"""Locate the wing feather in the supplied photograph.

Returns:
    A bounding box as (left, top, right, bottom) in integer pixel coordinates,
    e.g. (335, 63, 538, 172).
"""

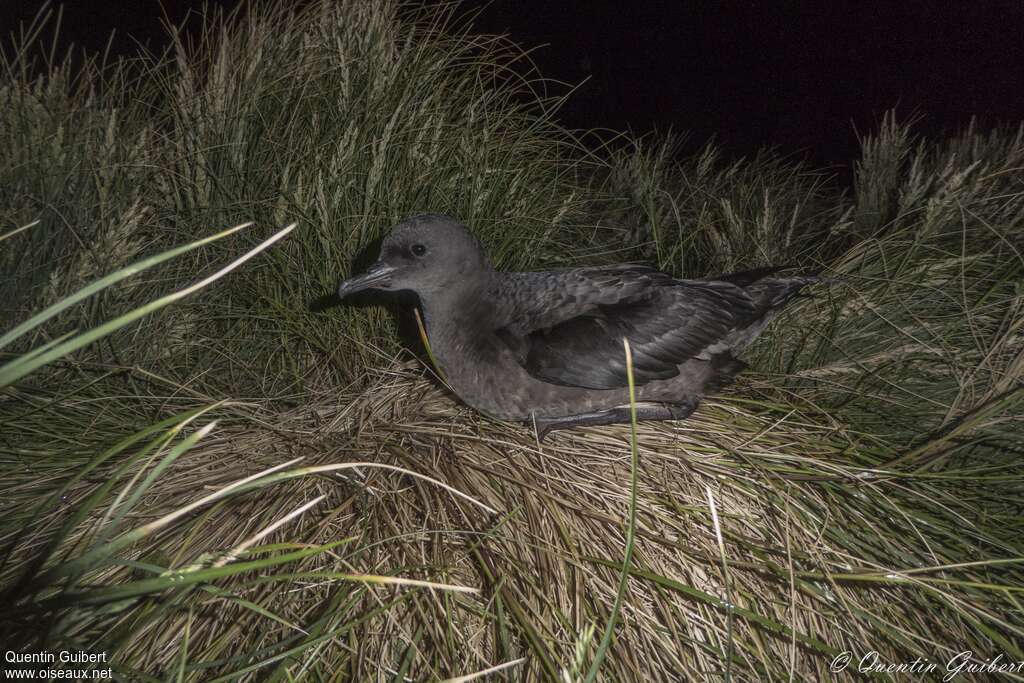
(495, 267, 757, 390)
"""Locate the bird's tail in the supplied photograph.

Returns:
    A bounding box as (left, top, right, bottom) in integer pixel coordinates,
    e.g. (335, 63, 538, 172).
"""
(746, 274, 830, 310)
(718, 265, 843, 305)
(728, 271, 842, 350)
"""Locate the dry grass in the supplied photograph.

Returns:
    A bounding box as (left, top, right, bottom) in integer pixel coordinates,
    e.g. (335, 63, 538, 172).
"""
(4, 350, 1021, 680)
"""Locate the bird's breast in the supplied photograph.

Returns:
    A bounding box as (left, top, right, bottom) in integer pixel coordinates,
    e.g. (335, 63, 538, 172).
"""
(427, 327, 538, 419)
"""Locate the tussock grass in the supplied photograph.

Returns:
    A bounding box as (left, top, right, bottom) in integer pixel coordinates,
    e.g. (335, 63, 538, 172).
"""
(594, 134, 848, 275)
(2, 1, 1022, 681)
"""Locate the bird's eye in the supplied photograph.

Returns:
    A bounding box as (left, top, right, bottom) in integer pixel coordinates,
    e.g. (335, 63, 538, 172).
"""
(411, 244, 427, 257)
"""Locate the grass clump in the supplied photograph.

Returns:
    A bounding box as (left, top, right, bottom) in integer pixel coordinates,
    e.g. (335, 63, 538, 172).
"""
(2, 1, 1022, 681)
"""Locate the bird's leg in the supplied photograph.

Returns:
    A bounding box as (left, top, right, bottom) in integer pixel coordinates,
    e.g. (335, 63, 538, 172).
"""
(532, 401, 697, 441)
(531, 408, 632, 441)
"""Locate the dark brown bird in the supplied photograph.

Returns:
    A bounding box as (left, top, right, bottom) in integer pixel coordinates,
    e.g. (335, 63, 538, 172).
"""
(337, 214, 823, 438)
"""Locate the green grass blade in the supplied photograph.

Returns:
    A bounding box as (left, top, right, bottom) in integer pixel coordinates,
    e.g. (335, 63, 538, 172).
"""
(2, 404, 218, 597)
(583, 338, 640, 683)
(0, 223, 251, 351)
(0, 223, 294, 386)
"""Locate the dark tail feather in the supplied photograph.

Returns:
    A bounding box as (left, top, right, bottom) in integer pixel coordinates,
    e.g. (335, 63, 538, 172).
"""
(746, 274, 843, 310)
(725, 274, 842, 351)
(698, 269, 845, 354)
(716, 265, 794, 287)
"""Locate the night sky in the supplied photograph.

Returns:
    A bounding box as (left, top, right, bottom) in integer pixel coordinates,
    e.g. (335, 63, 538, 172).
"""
(2, 0, 1023, 171)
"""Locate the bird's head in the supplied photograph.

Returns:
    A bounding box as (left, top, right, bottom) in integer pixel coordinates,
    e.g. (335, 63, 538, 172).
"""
(336, 214, 492, 299)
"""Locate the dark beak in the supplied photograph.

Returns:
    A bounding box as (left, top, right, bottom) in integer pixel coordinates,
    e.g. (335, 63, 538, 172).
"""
(336, 262, 396, 299)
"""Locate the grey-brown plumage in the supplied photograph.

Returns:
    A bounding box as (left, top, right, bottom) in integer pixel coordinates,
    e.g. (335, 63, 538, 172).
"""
(337, 214, 823, 438)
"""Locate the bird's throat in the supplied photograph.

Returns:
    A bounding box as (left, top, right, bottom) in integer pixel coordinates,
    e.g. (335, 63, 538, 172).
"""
(417, 284, 500, 375)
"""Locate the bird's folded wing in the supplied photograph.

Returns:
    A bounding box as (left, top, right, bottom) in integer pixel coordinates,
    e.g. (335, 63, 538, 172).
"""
(496, 267, 756, 390)
(496, 265, 669, 334)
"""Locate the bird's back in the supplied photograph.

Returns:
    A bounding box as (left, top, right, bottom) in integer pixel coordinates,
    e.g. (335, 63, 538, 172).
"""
(490, 265, 819, 391)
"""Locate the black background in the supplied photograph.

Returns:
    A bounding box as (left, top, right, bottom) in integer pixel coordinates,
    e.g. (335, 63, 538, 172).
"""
(2, 0, 1023, 172)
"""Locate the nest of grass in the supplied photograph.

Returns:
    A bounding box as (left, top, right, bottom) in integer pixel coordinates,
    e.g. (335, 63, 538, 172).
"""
(4, 348, 1020, 680)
